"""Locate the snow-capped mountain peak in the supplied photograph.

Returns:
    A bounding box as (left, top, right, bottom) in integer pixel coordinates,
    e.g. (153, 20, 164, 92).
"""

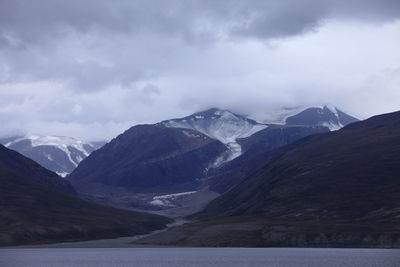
(163, 108, 267, 166)
(3, 135, 104, 177)
(164, 108, 267, 144)
(258, 104, 359, 131)
(284, 105, 359, 131)
(9, 135, 92, 155)
(163, 106, 358, 167)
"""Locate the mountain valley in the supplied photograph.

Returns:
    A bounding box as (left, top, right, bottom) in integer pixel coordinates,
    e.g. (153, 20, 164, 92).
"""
(66, 105, 358, 216)
(3, 104, 399, 248)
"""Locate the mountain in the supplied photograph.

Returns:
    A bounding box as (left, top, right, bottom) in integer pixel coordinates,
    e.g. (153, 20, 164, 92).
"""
(267, 105, 359, 131)
(69, 124, 227, 191)
(0, 144, 76, 195)
(2, 135, 105, 177)
(163, 108, 267, 166)
(68, 106, 357, 213)
(208, 124, 329, 193)
(0, 144, 171, 246)
(163, 106, 357, 167)
(200, 111, 400, 217)
(171, 110, 400, 247)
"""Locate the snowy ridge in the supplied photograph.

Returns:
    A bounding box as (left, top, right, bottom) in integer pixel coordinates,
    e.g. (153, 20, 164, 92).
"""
(322, 105, 346, 130)
(5, 135, 96, 170)
(164, 109, 267, 166)
(258, 104, 329, 125)
(324, 104, 339, 117)
(260, 104, 353, 131)
(163, 106, 357, 167)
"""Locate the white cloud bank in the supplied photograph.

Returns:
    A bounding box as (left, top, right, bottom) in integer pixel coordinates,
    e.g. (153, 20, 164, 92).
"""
(0, 1, 399, 140)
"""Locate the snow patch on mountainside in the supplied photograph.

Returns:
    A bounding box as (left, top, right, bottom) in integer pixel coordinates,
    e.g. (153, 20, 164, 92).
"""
(56, 172, 69, 178)
(259, 104, 356, 131)
(164, 109, 267, 166)
(150, 191, 197, 207)
(165, 110, 267, 145)
(258, 106, 309, 125)
(181, 130, 202, 138)
(322, 121, 343, 131)
(5, 135, 97, 171)
(258, 104, 331, 124)
(29, 135, 91, 157)
(319, 105, 349, 130)
(324, 104, 339, 117)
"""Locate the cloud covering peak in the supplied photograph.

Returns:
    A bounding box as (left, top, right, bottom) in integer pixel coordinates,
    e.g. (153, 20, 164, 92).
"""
(0, 0, 399, 140)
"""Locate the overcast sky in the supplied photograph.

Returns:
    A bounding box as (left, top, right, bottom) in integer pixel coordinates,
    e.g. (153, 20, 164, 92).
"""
(0, 0, 399, 141)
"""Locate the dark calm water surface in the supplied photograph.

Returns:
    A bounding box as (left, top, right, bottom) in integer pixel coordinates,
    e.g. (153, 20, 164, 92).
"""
(1, 248, 399, 267)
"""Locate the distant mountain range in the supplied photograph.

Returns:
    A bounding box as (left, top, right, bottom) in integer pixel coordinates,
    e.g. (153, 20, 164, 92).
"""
(67, 105, 358, 211)
(0, 104, 356, 181)
(7, 103, 389, 248)
(0, 135, 105, 177)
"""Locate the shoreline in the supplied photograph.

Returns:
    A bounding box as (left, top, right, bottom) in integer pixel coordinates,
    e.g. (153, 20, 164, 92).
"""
(2, 219, 188, 249)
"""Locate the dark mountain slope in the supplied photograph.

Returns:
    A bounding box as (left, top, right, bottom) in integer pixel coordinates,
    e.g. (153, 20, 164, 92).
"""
(237, 125, 328, 155)
(285, 105, 359, 130)
(0, 145, 75, 195)
(208, 125, 329, 193)
(0, 145, 172, 246)
(69, 124, 227, 191)
(200, 110, 400, 220)
(168, 111, 400, 247)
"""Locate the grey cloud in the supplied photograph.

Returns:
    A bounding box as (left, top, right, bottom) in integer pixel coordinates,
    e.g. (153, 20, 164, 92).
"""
(1, 0, 399, 92)
(0, 0, 212, 49)
(137, 84, 161, 104)
(1, 0, 400, 48)
(0, 0, 399, 140)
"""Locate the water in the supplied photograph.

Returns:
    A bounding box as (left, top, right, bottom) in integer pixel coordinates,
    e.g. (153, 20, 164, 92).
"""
(1, 248, 399, 267)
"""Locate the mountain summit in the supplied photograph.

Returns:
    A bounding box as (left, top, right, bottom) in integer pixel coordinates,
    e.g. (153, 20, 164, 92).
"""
(261, 104, 359, 130)
(285, 105, 359, 130)
(2, 135, 104, 177)
(163, 108, 267, 165)
(67, 105, 358, 212)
